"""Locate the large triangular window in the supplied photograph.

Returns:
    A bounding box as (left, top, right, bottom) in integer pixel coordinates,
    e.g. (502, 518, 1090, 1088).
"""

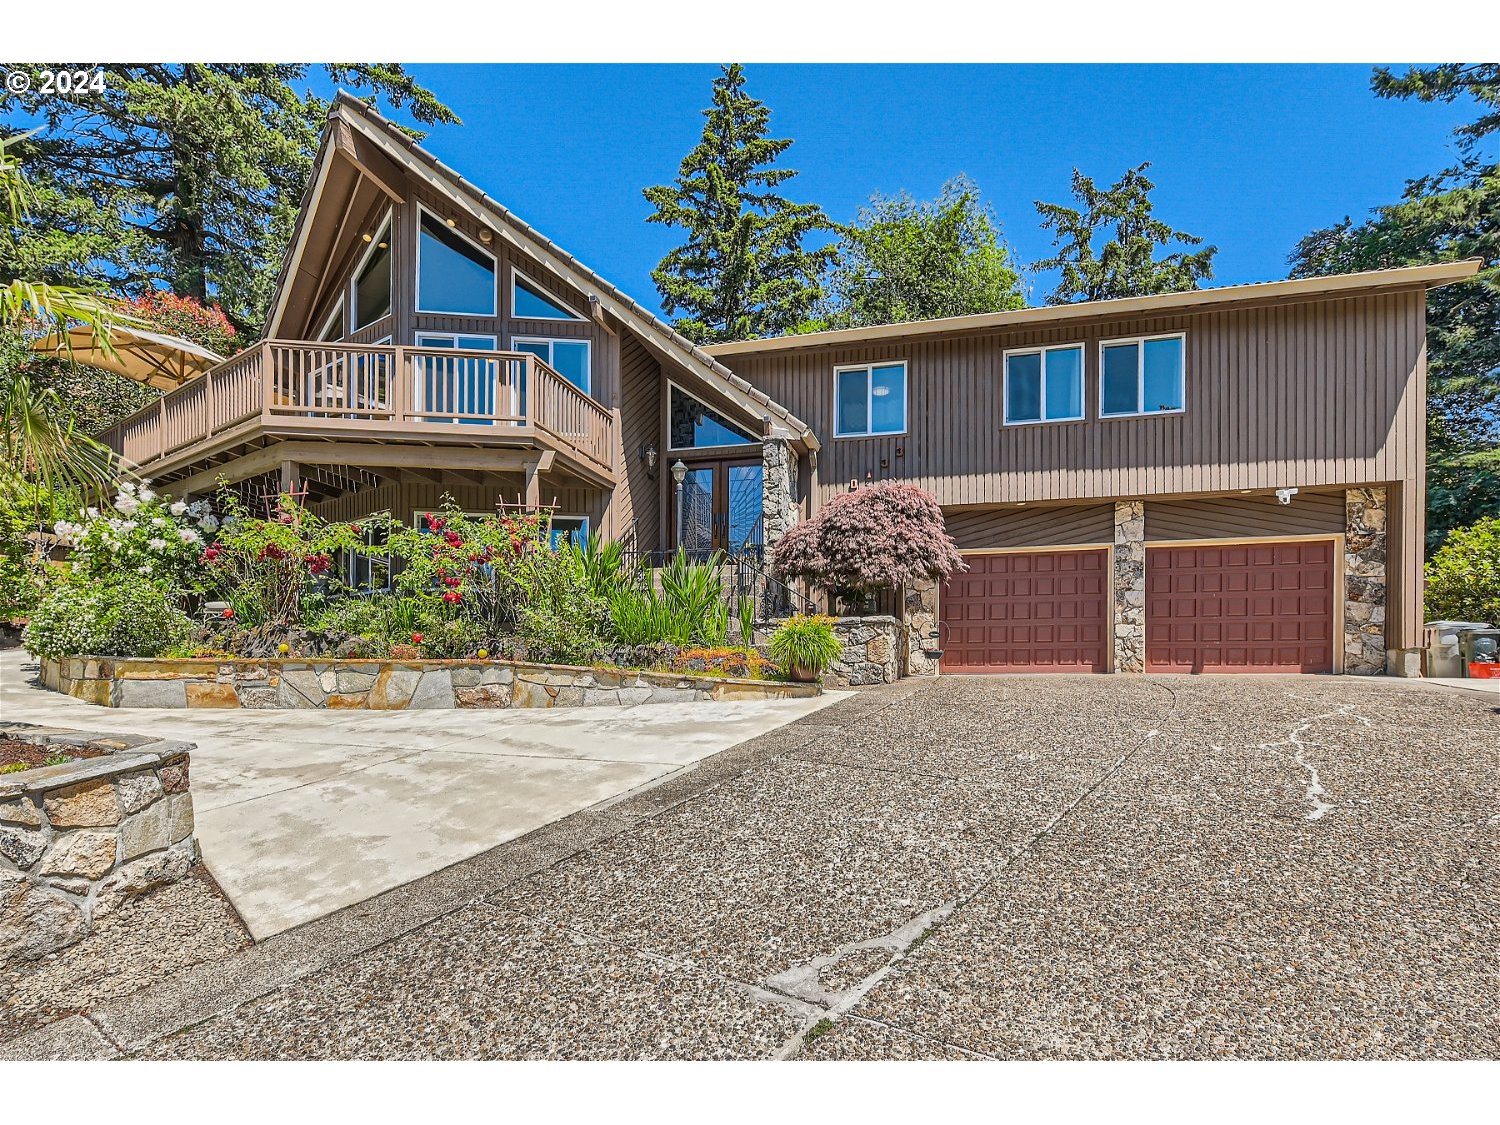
(669, 385, 757, 450)
(512, 270, 584, 321)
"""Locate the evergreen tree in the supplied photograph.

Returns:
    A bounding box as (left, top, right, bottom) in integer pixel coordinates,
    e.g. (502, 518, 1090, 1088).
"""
(0, 64, 457, 334)
(643, 64, 836, 343)
(819, 175, 1027, 328)
(1290, 64, 1499, 549)
(1033, 162, 1216, 304)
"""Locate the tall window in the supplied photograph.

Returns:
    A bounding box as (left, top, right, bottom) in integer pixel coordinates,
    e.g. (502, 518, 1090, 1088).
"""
(512, 270, 584, 321)
(835, 362, 907, 437)
(351, 215, 392, 330)
(1100, 333, 1185, 417)
(511, 337, 591, 395)
(1004, 344, 1084, 425)
(417, 210, 496, 316)
(668, 385, 756, 449)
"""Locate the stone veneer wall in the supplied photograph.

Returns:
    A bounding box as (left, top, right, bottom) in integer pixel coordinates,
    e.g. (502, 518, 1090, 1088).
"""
(1113, 500, 1147, 672)
(901, 581, 941, 677)
(40, 657, 819, 710)
(1, 725, 197, 962)
(1344, 487, 1389, 675)
(825, 616, 900, 686)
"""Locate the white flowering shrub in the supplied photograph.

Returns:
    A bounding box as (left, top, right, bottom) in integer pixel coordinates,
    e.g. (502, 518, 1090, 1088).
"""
(54, 480, 218, 593)
(23, 578, 193, 658)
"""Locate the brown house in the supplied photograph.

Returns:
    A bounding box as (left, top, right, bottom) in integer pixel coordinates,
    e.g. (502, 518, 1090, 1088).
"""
(102, 93, 1480, 678)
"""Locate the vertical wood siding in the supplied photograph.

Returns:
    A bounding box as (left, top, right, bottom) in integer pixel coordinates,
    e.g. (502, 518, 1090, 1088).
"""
(722, 291, 1428, 647)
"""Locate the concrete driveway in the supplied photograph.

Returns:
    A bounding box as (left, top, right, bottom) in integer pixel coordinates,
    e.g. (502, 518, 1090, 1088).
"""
(5, 668, 1496, 1060)
(0, 650, 843, 937)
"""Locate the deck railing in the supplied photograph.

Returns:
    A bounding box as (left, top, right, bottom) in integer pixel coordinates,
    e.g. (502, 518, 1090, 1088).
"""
(100, 340, 616, 478)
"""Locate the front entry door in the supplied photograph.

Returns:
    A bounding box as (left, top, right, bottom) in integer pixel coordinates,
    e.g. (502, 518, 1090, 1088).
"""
(673, 458, 764, 558)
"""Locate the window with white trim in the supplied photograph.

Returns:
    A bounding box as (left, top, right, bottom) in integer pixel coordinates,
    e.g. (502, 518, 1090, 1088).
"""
(416, 209, 496, 316)
(835, 362, 907, 437)
(1099, 333, 1185, 417)
(351, 214, 392, 330)
(511, 336, 591, 395)
(1004, 344, 1084, 424)
(512, 269, 585, 321)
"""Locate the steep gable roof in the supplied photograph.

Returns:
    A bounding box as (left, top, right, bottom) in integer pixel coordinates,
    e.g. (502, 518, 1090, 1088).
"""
(266, 93, 818, 450)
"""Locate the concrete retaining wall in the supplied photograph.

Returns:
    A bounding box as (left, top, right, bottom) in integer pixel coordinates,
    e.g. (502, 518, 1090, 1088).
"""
(40, 657, 819, 710)
(1, 725, 198, 962)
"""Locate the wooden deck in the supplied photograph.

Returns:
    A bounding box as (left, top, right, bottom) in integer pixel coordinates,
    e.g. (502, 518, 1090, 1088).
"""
(99, 340, 618, 485)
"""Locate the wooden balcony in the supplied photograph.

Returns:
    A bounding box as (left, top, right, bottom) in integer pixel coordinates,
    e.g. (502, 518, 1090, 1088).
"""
(99, 340, 618, 488)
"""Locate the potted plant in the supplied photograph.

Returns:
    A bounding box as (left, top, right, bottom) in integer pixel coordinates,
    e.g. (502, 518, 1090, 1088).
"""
(769, 614, 842, 683)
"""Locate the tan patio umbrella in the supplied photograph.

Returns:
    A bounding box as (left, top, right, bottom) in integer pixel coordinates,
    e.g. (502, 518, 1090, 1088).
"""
(29, 325, 225, 390)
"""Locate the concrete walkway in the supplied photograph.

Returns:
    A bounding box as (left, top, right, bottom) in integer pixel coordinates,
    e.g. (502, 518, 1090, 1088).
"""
(0, 650, 843, 937)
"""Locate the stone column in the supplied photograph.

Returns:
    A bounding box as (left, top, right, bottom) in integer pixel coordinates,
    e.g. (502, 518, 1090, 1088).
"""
(1343, 487, 1388, 675)
(760, 428, 798, 617)
(901, 580, 941, 677)
(761, 428, 797, 553)
(1113, 500, 1147, 673)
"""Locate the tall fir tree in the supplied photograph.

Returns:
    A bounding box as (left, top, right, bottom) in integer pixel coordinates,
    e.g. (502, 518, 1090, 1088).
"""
(1290, 64, 1499, 549)
(0, 64, 457, 335)
(1033, 162, 1216, 305)
(643, 64, 836, 343)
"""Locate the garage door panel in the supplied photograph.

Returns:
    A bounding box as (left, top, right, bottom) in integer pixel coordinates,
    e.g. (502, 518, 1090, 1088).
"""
(941, 549, 1109, 674)
(1146, 540, 1335, 673)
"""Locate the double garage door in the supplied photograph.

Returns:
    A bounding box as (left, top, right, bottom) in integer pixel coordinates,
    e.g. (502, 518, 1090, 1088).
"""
(940, 540, 1335, 674)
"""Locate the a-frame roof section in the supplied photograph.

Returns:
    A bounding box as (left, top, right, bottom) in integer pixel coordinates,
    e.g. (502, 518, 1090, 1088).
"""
(266, 93, 818, 451)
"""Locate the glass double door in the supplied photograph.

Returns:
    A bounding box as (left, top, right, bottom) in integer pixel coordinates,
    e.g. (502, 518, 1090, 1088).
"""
(673, 458, 764, 559)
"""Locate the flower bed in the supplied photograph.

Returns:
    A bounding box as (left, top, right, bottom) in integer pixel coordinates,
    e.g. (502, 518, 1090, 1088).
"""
(1, 723, 198, 962)
(39, 656, 819, 710)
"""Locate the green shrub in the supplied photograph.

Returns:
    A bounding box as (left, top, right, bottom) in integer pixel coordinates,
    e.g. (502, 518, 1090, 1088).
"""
(607, 549, 729, 647)
(1426, 517, 1500, 623)
(23, 580, 192, 658)
(769, 614, 843, 677)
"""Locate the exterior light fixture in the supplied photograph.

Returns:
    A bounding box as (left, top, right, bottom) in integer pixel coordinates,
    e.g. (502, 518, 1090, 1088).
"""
(446, 217, 458, 228)
(362, 232, 373, 242)
(479, 229, 493, 244)
(641, 443, 659, 476)
(671, 459, 688, 548)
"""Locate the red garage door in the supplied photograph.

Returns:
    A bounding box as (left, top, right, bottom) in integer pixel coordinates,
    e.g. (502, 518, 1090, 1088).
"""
(1145, 541, 1335, 673)
(940, 549, 1109, 673)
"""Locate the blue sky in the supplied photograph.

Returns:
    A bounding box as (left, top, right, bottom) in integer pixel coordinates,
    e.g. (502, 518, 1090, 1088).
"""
(325, 64, 1476, 310)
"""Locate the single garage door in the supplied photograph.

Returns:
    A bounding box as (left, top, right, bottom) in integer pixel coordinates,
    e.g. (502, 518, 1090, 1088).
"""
(940, 549, 1109, 673)
(1145, 541, 1335, 673)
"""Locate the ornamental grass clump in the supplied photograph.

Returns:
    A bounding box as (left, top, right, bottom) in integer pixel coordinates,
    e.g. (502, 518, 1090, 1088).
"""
(771, 480, 964, 601)
(768, 614, 842, 680)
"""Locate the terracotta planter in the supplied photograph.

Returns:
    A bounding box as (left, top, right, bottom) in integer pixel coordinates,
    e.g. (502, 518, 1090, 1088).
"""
(788, 662, 819, 683)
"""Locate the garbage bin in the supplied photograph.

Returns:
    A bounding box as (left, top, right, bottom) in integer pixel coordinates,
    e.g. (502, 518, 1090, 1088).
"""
(1425, 621, 1491, 678)
(1458, 627, 1500, 679)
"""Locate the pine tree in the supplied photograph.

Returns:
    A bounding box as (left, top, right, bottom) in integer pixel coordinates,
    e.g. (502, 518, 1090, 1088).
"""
(1033, 162, 1216, 305)
(0, 64, 456, 334)
(643, 64, 836, 343)
(1290, 64, 1499, 549)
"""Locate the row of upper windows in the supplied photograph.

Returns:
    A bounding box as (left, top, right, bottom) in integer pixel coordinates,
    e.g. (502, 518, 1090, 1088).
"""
(332, 206, 586, 337)
(831, 333, 1187, 437)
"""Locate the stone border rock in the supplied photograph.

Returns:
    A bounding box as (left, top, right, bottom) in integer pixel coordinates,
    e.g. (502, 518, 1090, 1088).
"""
(38, 656, 819, 710)
(1, 724, 198, 962)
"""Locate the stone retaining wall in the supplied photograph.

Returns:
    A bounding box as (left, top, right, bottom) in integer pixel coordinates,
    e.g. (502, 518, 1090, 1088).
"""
(826, 616, 900, 687)
(40, 657, 819, 710)
(1, 725, 198, 962)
